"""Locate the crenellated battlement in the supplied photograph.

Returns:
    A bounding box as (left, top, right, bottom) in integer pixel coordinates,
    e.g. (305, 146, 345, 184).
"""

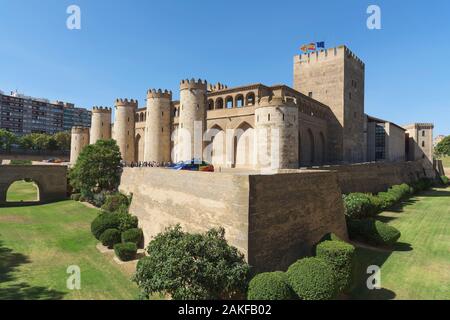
(257, 95, 297, 108)
(208, 82, 228, 92)
(296, 45, 365, 69)
(115, 98, 138, 108)
(180, 78, 208, 91)
(92, 106, 112, 113)
(147, 89, 172, 99)
(71, 126, 90, 134)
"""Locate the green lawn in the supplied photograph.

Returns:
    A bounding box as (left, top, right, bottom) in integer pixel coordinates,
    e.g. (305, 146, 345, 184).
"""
(0, 199, 140, 300)
(351, 187, 450, 300)
(6, 180, 39, 202)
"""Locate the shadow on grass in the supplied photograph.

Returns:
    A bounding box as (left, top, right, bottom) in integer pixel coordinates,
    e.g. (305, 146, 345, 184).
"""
(349, 245, 396, 300)
(376, 188, 450, 223)
(393, 242, 413, 252)
(419, 190, 450, 197)
(0, 239, 65, 300)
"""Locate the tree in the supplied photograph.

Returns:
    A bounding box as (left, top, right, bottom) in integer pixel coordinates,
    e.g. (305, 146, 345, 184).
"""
(134, 225, 250, 300)
(19, 133, 50, 150)
(435, 135, 450, 157)
(69, 139, 122, 196)
(0, 129, 17, 151)
(54, 131, 71, 151)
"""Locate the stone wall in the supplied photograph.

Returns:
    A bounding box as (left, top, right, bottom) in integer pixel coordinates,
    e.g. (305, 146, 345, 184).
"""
(119, 168, 348, 272)
(119, 168, 251, 257)
(247, 171, 347, 272)
(316, 160, 436, 194)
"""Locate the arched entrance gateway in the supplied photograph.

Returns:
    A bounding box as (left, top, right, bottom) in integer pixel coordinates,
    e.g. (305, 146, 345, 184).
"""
(0, 165, 67, 206)
(234, 122, 255, 168)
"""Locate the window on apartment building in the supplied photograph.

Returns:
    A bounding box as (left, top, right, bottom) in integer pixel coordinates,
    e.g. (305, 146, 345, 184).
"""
(422, 130, 425, 137)
(268, 114, 271, 121)
(422, 141, 425, 147)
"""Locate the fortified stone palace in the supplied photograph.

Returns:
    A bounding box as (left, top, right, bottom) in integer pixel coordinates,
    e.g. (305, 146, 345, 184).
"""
(70, 45, 433, 169)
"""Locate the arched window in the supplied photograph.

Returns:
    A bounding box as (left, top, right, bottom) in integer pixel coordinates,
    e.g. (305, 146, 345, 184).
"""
(140, 113, 144, 122)
(225, 96, 233, 109)
(208, 99, 214, 110)
(215, 98, 224, 109)
(235, 95, 244, 108)
(246, 92, 255, 106)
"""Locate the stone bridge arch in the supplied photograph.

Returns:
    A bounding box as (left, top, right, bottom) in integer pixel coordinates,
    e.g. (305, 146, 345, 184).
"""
(0, 165, 68, 206)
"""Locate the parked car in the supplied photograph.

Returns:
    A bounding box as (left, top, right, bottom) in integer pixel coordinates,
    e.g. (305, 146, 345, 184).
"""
(45, 158, 63, 163)
(168, 160, 214, 172)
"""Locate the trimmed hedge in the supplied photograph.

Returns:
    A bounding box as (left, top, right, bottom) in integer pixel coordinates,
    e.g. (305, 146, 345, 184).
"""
(343, 180, 433, 218)
(441, 176, 449, 185)
(91, 213, 120, 240)
(316, 240, 355, 293)
(343, 193, 375, 219)
(410, 178, 433, 193)
(287, 257, 337, 300)
(347, 219, 401, 247)
(100, 228, 121, 248)
(122, 228, 143, 247)
(70, 193, 81, 201)
(117, 213, 138, 232)
(247, 271, 295, 300)
(114, 242, 137, 261)
(101, 193, 130, 213)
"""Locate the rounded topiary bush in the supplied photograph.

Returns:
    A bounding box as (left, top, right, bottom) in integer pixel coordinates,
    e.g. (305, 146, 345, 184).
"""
(347, 219, 401, 247)
(247, 272, 296, 300)
(343, 193, 374, 219)
(316, 240, 355, 293)
(70, 193, 81, 201)
(117, 213, 138, 232)
(114, 242, 137, 261)
(100, 228, 121, 249)
(122, 228, 143, 247)
(287, 257, 337, 300)
(91, 212, 120, 240)
(101, 193, 130, 213)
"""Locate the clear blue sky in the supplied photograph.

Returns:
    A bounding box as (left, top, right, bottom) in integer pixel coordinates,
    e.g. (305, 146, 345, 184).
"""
(0, 0, 449, 135)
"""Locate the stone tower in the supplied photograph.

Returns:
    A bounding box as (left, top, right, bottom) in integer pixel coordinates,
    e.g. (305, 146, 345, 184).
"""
(144, 89, 172, 162)
(90, 106, 112, 144)
(255, 96, 299, 169)
(113, 98, 137, 163)
(293, 45, 366, 163)
(70, 126, 90, 164)
(403, 123, 434, 162)
(178, 79, 207, 162)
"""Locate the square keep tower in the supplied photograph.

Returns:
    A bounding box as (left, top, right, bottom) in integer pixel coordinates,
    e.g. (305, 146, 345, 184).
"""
(294, 45, 366, 163)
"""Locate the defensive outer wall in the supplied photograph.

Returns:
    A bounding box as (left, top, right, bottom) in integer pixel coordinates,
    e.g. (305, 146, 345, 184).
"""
(119, 159, 437, 272)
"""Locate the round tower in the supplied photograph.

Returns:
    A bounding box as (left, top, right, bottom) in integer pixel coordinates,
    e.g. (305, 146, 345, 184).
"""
(90, 106, 112, 144)
(70, 126, 90, 164)
(178, 79, 207, 162)
(144, 89, 172, 163)
(255, 96, 299, 169)
(113, 98, 138, 163)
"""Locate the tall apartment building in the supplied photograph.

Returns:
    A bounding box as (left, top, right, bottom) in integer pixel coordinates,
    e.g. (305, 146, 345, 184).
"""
(0, 91, 91, 135)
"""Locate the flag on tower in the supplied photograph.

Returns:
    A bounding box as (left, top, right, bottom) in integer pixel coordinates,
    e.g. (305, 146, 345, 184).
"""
(307, 43, 316, 51)
(300, 44, 309, 53)
(316, 41, 325, 49)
